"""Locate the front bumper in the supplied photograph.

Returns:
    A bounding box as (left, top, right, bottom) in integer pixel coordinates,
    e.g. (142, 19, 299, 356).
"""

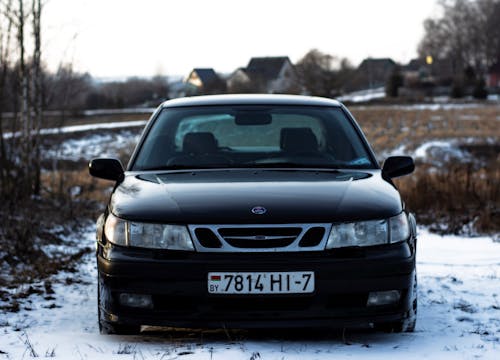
(97, 240, 416, 329)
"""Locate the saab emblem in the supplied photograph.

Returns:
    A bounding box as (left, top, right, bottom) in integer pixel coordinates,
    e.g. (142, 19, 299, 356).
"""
(251, 206, 267, 215)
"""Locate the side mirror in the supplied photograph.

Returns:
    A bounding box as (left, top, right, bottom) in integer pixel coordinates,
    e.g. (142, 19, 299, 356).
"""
(382, 156, 415, 179)
(89, 158, 124, 182)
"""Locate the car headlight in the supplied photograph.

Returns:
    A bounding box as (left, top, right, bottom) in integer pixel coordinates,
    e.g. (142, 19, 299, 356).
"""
(325, 212, 410, 249)
(389, 211, 410, 243)
(104, 213, 194, 251)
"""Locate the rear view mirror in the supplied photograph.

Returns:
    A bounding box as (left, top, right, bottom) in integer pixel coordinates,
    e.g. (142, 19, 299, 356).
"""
(235, 111, 272, 125)
(89, 158, 124, 182)
(382, 156, 415, 179)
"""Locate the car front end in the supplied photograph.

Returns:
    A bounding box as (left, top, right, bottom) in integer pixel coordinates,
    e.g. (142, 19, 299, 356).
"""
(90, 94, 417, 334)
(97, 213, 417, 330)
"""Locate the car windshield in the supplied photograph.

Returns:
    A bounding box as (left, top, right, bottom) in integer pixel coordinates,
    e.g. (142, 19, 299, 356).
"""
(131, 105, 376, 171)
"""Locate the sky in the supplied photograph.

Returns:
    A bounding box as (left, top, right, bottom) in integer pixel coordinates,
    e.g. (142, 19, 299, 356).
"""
(42, 0, 440, 79)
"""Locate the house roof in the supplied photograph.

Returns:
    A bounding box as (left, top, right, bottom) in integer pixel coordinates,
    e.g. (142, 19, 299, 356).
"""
(246, 57, 291, 82)
(404, 58, 426, 72)
(358, 58, 396, 70)
(190, 68, 221, 85)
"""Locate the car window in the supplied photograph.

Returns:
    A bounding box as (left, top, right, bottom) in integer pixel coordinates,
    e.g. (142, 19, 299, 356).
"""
(174, 113, 325, 151)
(132, 106, 376, 170)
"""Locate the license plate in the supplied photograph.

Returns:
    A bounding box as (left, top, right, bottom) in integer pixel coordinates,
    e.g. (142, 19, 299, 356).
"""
(207, 271, 314, 294)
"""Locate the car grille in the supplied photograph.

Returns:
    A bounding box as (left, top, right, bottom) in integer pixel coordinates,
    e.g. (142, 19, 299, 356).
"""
(188, 224, 331, 252)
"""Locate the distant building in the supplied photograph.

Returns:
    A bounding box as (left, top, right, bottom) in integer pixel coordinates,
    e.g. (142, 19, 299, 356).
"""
(185, 68, 226, 95)
(402, 57, 457, 88)
(227, 56, 298, 94)
(350, 58, 397, 90)
(227, 68, 254, 93)
(403, 59, 428, 83)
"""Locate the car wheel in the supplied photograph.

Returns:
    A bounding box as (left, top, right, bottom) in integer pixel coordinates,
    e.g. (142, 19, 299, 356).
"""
(99, 318, 141, 335)
(375, 270, 417, 333)
(97, 272, 141, 335)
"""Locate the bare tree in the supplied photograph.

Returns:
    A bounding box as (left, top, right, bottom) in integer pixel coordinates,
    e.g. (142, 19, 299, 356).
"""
(479, 0, 500, 68)
(85, 76, 169, 109)
(418, 0, 500, 77)
(0, 0, 45, 199)
(0, 0, 15, 194)
(30, 0, 43, 194)
(296, 49, 353, 97)
(296, 49, 335, 97)
(45, 64, 91, 118)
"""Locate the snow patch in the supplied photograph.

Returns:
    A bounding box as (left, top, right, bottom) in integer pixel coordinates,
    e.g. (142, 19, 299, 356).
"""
(83, 108, 155, 116)
(3, 120, 147, 139)
(45, 130, 141, 161)
(352, 103, 491, 111)
(337, 87, 386, 103)
(412, 140, 472, 164)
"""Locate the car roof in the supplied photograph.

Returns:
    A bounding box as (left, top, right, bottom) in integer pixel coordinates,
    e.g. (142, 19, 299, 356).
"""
(161, 94, 343, 108)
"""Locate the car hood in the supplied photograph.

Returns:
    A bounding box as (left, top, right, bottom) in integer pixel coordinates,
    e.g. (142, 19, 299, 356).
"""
(110, 169, 403, 224)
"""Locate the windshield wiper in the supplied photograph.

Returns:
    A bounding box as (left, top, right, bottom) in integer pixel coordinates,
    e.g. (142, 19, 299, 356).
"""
(138, 162, 372, 172)
(243, 162, 341, 169)
(138, 165, 215, 171)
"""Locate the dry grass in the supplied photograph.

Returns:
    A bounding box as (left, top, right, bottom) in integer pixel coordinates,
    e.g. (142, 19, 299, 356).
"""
(40, 166, 111, 215)
(395, 160, 499, 235)
(351, 105, 499, 235)
(351, 105, 500, 156)
(0, 165, 105, 292)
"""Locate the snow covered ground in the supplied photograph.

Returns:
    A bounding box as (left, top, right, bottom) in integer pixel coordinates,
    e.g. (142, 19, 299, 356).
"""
(44, 130, 142, 161)
(1, 228, 499, 359)
(381, 139, 472, 165)
(3, 120, 148, 139)
(381, 137, 498, 165)
(337, 88, 386, 103)
(337, 89, 500, 107)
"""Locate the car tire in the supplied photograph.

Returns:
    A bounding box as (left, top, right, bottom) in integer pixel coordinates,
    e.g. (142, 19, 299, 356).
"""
(97, 272, 141, 335)
(375, 270, 417, 333)
(99, 319, 141, 335)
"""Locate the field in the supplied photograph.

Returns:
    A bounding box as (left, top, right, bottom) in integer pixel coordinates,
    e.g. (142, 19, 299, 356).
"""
(351, 104, 499, 156)
(351, 104, 500, 235)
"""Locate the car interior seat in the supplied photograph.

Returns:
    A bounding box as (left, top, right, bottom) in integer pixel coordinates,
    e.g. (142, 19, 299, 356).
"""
(183, 132, 219, 154)
(167, 132, 230, 167)
(280, 127, 319, 154)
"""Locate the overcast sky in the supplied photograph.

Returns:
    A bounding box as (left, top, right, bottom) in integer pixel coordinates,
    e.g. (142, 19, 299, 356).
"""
(43, 0, 440, 79)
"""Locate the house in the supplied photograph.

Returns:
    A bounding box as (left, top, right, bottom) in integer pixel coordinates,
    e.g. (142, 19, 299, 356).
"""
(227, 56, 298, 94)
(403, 59, 428, 82)
(357, 57, 396, 89)
(487, 61, 500, 88)
(402, 57, 457, 89)
(185, 68, 226, 95)
(347, 58, 396, 91)
(226, 67, 254, 93)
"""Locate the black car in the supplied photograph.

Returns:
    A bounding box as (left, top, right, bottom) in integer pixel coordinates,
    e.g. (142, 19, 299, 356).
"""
(89, 94, 417, 335)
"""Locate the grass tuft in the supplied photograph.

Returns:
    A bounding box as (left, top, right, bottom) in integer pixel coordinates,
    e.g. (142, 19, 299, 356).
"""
(396, 160, 499, 235)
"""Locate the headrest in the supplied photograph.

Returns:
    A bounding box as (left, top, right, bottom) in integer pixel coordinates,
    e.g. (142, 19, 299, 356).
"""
(183, 132, 218, 154)
(280, 128, 318, 153)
